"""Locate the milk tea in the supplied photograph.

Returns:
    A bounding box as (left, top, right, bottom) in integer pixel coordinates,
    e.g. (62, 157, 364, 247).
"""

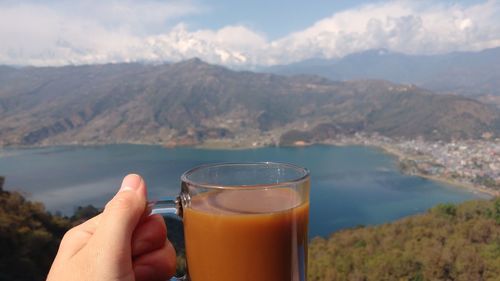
(183, 188, 309, 281)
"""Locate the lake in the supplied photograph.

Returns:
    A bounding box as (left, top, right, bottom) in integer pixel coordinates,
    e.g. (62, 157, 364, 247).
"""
(0, 144, 488, 238)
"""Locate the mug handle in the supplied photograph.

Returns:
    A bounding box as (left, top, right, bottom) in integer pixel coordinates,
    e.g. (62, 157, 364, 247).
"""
(149, 196, 182, 216)
(148, 196, 187, 281)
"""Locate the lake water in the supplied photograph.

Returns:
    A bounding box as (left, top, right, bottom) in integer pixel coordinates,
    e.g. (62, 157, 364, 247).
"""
(0, 144, 488, 238)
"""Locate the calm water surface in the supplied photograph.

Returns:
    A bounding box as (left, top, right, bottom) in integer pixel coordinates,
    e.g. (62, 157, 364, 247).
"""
(0, 144, 487, 237)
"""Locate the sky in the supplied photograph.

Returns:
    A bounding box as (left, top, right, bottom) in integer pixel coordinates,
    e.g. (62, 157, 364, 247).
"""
(0, 0, 499, 67)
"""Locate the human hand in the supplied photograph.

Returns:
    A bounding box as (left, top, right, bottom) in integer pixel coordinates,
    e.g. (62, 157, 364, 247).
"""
(47, 174, 176, 281)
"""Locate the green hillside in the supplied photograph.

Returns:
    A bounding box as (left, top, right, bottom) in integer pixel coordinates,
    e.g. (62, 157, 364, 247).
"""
(309, 199, 500, 281)
(0, 189, 72, 280)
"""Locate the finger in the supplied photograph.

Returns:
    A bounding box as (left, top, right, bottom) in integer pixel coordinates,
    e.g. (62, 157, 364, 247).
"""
(133, 240, 177, 281)
(132, 214, 167, 257)
(56, 214, 103, 259)
(90, 174, 147, 259)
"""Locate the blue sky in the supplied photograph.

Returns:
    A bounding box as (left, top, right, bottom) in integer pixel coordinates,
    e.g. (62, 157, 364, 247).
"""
(0, 0, 498, 66)
(188, 0, 380, 39)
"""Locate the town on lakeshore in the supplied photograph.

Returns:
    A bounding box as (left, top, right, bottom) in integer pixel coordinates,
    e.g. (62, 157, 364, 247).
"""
(321, 133, 500, 197)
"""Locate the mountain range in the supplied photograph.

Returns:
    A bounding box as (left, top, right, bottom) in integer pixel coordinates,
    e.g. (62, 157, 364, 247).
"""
(267, 47, 500, 97)
(0, 59, 499, 147)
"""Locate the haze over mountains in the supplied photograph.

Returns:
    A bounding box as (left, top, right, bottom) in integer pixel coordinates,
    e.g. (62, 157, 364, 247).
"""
(0, 58, 499, 147)
(267, 47, 500, 97)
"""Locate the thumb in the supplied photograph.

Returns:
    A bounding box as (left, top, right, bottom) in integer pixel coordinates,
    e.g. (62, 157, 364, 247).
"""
(91, 174, 147, 258)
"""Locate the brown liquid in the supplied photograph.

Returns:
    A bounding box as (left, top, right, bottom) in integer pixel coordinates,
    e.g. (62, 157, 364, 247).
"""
(184, 188, 309, 281)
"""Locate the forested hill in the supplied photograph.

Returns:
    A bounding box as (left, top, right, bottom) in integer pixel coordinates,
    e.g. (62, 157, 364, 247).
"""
(0, 188, 99, 281)
(309, 199, 500, 281)
(1, 60, 499, 147)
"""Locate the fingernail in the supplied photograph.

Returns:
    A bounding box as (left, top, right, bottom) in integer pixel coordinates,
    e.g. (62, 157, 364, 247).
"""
(120, 174, 142, 193)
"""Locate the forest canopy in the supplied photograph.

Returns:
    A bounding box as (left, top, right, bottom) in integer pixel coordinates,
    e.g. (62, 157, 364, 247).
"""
(309, 198, 500, 281)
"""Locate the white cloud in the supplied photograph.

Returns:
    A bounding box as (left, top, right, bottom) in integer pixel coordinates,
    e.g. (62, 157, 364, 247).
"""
(269, 0, 500, 62)
(0, 0, 203, 65)
(0, 0, 499, 67)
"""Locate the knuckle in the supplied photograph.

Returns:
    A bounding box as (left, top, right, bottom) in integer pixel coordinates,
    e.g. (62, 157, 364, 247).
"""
(61, 227, 77, 244)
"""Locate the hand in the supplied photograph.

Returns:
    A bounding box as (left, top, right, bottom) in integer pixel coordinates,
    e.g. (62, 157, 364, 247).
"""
(47, 174, 177, 281)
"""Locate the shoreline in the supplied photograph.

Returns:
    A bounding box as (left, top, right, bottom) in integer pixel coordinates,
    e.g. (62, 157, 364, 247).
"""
(317, 139, 499, 198)
(416, 173, 497, 198)
(373, 144, 499, 198)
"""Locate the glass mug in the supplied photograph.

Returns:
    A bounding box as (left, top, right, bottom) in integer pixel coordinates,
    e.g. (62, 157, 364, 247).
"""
(149, 162, 310, 281)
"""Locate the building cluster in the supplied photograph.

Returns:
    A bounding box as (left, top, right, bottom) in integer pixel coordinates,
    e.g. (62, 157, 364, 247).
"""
(326, 133, 500, 194)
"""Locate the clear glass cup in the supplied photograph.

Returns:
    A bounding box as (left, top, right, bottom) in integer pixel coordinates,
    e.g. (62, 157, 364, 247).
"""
(150, 162, 310, 281)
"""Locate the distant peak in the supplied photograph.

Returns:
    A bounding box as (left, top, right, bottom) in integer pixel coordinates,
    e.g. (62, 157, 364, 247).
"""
(171, 57, 216, 70)
(171, 57, 230, 74)
(180, 57, 207, 65)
